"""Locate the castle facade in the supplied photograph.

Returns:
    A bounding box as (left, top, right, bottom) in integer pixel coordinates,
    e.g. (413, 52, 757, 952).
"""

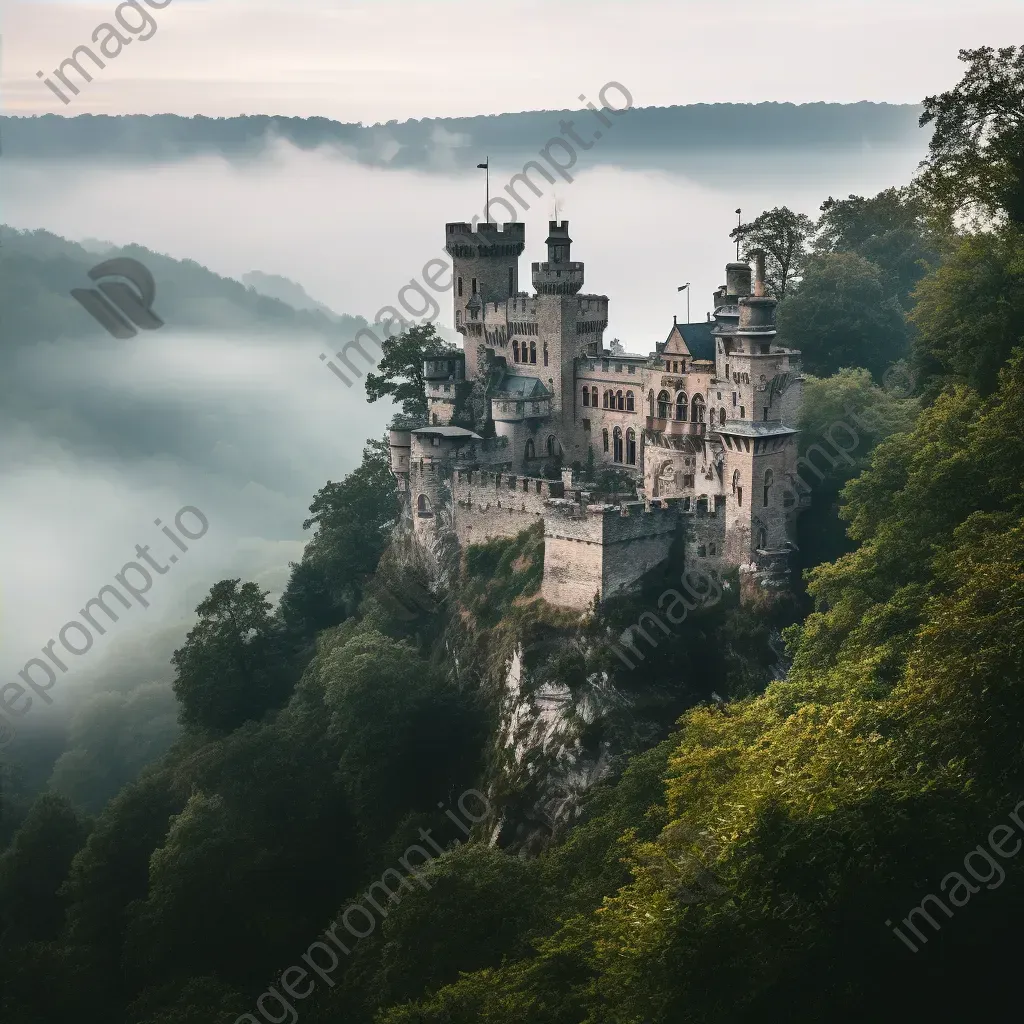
(389, 219, 808, 610)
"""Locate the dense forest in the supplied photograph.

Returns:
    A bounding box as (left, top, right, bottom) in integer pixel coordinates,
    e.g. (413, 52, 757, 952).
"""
(1, 45, 1023, 1023)
(0, 102, 921, 169)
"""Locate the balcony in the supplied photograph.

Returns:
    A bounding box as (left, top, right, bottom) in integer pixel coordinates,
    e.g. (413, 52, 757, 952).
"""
(646, 417, 706, 437)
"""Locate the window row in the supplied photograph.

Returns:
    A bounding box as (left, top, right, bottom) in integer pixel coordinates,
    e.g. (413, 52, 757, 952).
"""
(512, 340, 549, 366)
(653, 390, 706, 422)
(583, 387, 635, 411)
(602, 426, 637, 465)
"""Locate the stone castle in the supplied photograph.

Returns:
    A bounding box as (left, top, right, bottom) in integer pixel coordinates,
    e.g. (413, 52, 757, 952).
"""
(389, 219, 808, 610)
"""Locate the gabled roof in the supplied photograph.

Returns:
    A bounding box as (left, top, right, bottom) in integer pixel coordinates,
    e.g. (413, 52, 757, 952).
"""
(491, 372, 551, 399)
(658, 321, 716, 363)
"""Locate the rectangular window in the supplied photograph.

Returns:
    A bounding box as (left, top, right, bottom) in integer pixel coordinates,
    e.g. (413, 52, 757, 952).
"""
(582, 419, 591, 431)
(740, 406, 745, 418)
(628, 365, 636, 373)
(733, 392, 737, 406)
(717, 392, 722, 400)
(458, 277, 463, 297)
(472, 278, 478, 294)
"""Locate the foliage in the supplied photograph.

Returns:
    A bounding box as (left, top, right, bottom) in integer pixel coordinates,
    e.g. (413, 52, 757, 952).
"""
(777, 252, 910, 379)
(48, 684, 180, 814)
(731, 206, 816, 299)
(281, 437, 401, 632)
(171, 579, 291, 733)
(364, 323, 457, 418)
(918, 45, 1024, 227)
(815, 186, 941, 306)
(909, 224, 1024, 399)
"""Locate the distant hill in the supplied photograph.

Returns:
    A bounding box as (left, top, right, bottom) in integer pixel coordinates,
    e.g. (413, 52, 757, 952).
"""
(0, 103, 925, 169)
(0, 226, 370, 351)
(243, 271, 340, 319)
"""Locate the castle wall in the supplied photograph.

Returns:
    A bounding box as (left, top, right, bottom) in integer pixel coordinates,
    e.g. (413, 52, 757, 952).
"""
(540, 501, 679, 611)
(453, 471, 563, 547)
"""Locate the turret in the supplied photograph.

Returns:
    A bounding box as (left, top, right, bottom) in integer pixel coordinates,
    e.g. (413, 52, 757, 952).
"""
(532, 221, 584, 295)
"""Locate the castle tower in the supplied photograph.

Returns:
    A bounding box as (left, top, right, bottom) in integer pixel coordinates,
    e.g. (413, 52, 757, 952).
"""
(446, 221, 525, 379)
(532, 221, 585, 418)
(715, 252, 801, 567)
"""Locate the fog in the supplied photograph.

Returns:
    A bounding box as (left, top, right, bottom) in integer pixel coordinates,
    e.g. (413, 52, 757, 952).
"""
(0, 137, 925, 725)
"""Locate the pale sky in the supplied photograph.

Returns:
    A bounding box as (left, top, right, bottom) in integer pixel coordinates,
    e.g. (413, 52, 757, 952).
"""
(3, 0, 1023, 120)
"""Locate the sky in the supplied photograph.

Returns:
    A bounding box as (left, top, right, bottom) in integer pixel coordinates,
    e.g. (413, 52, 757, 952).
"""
(4, 0, 1024, 119)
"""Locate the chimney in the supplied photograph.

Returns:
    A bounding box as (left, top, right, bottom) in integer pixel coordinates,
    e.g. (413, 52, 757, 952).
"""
(752, 249, 766, 297)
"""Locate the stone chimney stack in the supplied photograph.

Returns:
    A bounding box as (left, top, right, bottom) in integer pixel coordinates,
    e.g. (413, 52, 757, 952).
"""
(752, 249, 767, 298)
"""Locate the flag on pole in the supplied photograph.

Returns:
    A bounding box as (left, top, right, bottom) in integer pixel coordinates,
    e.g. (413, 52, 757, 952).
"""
(477, 161, 488, 169)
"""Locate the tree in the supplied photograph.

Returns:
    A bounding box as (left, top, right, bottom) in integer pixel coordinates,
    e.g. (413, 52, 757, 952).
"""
(918, 45, 1024, 227)
(364, 323, 457, 418)
(777, 252, 910, 379)
(171, 579, 290, 733)
(731, 206, 815, 300)
(280, 437, 400, 632)
(0, 793, 88, 945)
(816, 187, 940, 306)
(910, 226, 1024, 399)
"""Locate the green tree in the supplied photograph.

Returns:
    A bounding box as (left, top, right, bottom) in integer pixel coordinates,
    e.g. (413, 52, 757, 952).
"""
(816, 187, 940, 306)
(364, 323, 456, 418)
(910, 225, 1024, 398)
(777, 252, 910, 379)
(281, 437, 400, 631)
(0, 793, 88, 945)
(918, 45, 1024, 226)
(731, 206, 815, 299)
(171, 579, 290, 733)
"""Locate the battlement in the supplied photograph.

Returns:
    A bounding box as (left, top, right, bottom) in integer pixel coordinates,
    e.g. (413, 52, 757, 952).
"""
(577, 295, 609, 312)
(454, 470, 565, 498)
(543, 498, 680, 543)
(446, 221, 526, 239)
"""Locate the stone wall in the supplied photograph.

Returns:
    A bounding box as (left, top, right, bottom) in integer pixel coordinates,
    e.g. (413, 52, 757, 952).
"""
(540, 500, 680, 611)
(453, 471, 563, 547)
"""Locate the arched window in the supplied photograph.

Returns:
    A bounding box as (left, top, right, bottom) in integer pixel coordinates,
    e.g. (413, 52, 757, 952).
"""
(529, 341, 537, 364)
(512, 340, 520, 362)
(432, 413, 439, 425)
(547, 435, 558, 457)
(603, 390, 610, 409)
(626, 391, 635, 412)
(733, 469, 743, 507)
(626, 428, 636, 465)
(763, 468, 774, 507)
(582, 386, 590, 407)
(675, 392, 687, 420)
(592, 386, 598, 407)
(648, 389, 655, 417)
(657, 390, 670, 419)
(543, 342, 549, 366)
(613, 426, 623, 463)
(758, 528, 768, 549)
(525, 439, 536, 460)
(719, 408, 726, 426)
(691, 394, 706, 422)
(616, 390, 624, 411)
(417, 494, 432, 517)
(602, 428, 609, 453)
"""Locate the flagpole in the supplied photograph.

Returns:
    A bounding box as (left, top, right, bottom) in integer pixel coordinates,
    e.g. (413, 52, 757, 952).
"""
(735, 208, 742, 261)
(478, 157, 490, 223)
